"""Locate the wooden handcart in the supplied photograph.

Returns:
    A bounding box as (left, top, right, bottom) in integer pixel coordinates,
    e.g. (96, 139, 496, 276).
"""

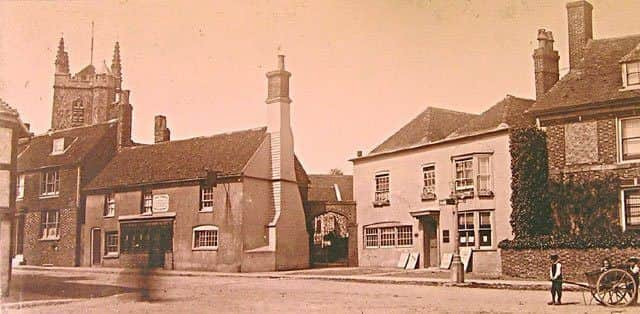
(566, 267, 638, 307)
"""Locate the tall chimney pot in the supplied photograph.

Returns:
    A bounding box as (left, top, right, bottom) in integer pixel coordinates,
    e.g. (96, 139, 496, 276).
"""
(533, 29, 560, 99)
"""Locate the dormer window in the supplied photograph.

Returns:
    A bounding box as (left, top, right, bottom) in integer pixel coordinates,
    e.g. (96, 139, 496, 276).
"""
(627, 62, 640, 86)
(622, 62, 640, 90)
(52, 138, 65, 155)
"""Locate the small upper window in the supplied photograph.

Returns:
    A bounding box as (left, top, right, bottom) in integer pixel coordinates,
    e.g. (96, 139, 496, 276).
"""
(627, 62, 640, 86)
(52, 138, 65, 155)
(141, 190, 153, 214)
(374, 172, 390, 206)
(200, 186, 214, 212)
(104, 193, 116, 217)
(454, 158, 474, 192)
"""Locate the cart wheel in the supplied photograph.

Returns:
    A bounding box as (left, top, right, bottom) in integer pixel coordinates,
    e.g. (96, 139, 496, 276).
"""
(595, 269, 637, 307)
(590, 289, 605, 305)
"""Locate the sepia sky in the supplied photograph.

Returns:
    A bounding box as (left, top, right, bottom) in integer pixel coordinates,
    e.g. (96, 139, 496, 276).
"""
(1, 0, 639, 174)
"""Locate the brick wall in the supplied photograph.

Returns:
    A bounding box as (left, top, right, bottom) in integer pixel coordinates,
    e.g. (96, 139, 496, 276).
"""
(501, 248, 640, 281)
(23, 207, 78, 266)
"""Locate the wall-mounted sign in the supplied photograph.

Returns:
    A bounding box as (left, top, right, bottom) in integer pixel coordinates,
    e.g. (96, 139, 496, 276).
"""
(153, 194, 169, 212)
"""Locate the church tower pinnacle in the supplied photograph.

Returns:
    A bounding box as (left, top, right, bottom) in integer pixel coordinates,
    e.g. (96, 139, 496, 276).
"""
(55, 37, 70, 74)
(111, 42, 122, 89)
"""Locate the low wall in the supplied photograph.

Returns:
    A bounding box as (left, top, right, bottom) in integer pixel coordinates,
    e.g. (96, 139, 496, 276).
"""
(502, 248, 640, 281)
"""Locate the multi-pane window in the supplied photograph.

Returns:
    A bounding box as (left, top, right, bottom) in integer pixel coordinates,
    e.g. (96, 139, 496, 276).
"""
(200, 186, 214, 212)
(365, 228, 379, 248)
(458, 213, 475, 247)
(380, 227, 396, 247)
(40, 169, 60, 196)
(479, 212, 493, 247)
(193, 225, 219, 249)
(477, 156, 492, 194)
(141, 190, 153, 214)
(105, 231, 118, 255)
(104, 193, 115, 217)
(364, 226, 413, 248)
(40, 210, 60, 239)
(627, 62, 640, 86)
(620, 117, 640, 161)
(16, 174, 25, 199)
(397, 226, 413, 246)
(454, 158, 474, 192)
(624, 189, 640, 227)
(422, 165, 436, 198)
(374, 173, 390, 204)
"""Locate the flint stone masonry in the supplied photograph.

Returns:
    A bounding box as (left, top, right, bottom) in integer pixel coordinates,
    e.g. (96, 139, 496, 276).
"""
(564, 121, 598, 165)
(501, 247, 640, 281)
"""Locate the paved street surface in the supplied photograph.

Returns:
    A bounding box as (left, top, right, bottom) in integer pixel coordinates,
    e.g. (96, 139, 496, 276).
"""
(2, 269, 638, 313)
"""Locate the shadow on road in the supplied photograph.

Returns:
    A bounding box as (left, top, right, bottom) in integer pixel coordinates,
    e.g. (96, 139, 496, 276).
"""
(2, 273, 139, 304)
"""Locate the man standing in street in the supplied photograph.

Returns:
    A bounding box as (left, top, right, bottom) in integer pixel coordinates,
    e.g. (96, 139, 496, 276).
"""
(548, 254, 563, 305)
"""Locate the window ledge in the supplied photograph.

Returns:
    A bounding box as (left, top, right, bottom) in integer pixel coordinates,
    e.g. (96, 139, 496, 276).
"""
(39, 237, 60, 242)
(103, 253, 119, 259)
(474, 248, 497, 252)
(373, 200, 390, 207)
(39, 194, 60, 199)
(192, 247, 218, 251)
(199, 208, 214, 213)
(619, 84, 640, 92)
(478, 191, 494, 198)
(103, 215, 115, 219)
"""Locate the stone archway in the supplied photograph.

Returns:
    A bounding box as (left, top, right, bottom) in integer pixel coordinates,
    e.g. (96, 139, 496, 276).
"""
(309, 212, 349, 266)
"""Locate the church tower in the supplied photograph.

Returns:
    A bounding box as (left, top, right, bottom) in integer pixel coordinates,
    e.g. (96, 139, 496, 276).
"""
(51, 38, 127, 131)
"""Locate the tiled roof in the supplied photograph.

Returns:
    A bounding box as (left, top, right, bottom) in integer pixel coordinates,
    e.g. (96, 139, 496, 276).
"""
(370, 107, 477, 154)
(307, 174, 353, 202)
(447, 95, 535, 138)
(529, 35, 640, 113)
(17, 121, 117, 171)
(85, 127, 268, 190)
(620, 42, 640, 63)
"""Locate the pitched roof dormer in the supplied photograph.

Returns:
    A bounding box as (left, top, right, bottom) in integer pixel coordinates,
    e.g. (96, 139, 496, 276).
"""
(620, 43, 640, 91)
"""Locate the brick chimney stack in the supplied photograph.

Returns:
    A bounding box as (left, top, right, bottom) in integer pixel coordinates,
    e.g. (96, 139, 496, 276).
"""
(533, 29, 560, 99)
(566, 0, 593, 70)
(154, 115, 170, 144)
(117, 90, 133, 149)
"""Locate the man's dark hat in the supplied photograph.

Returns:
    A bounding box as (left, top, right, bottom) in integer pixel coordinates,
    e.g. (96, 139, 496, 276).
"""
(628, 257, 639, 262)
(550, 254, 559, 259)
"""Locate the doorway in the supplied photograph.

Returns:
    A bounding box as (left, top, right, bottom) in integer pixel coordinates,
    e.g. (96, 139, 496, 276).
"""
(91, 228, 101, 266)
(422, 216, 438, 268)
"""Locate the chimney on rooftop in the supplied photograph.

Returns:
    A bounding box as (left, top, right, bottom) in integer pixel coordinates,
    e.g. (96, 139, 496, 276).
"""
(154, 115, 170, 144)
(533, 29, 559, 99)
(566, 0, 593, 70)
(117, 90, 133, 149)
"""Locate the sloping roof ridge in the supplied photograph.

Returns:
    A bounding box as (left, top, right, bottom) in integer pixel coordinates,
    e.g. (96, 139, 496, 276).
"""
(122, 126, 267, 150)
(591, 33, 640, 44)
(500, 94, 535, 125)
(28, 120, 117, 139)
